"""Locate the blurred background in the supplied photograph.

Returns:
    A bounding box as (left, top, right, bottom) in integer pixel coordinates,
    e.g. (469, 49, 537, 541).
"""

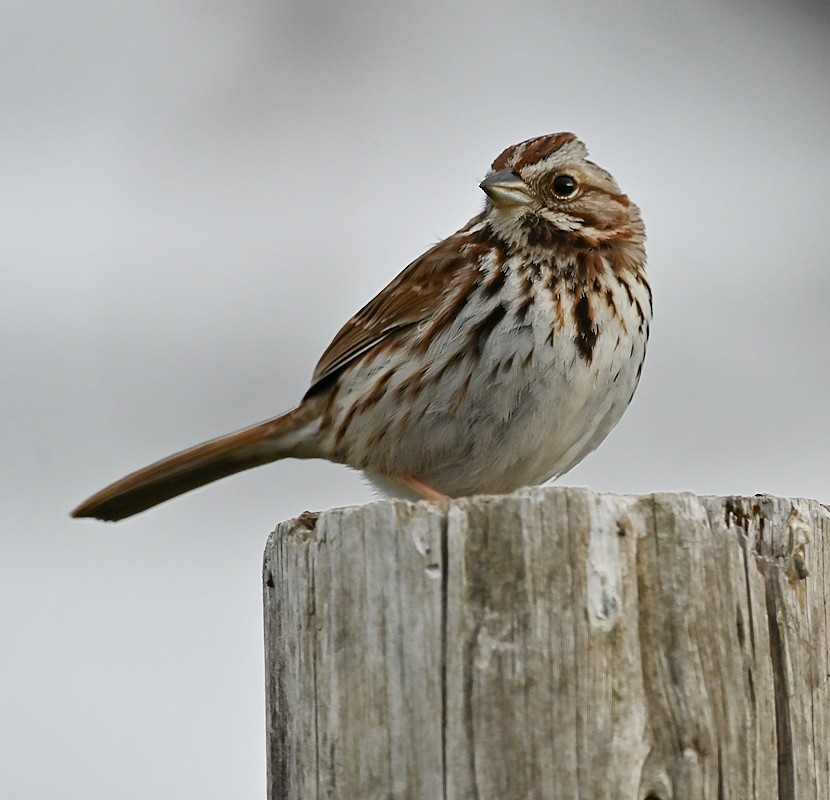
(2, 0, 829, 796)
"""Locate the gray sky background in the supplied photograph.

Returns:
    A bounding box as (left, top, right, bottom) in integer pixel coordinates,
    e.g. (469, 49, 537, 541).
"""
(3, 1, 829, 797)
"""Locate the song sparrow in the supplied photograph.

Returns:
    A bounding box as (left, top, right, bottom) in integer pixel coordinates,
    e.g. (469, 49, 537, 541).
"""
(72, 132, 651, 521)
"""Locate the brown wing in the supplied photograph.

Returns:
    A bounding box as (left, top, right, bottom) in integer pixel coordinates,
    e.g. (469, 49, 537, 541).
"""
(305, 218, 482, 398)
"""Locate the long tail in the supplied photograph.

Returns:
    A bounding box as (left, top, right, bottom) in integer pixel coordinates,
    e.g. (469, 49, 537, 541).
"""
(71, 405, 320, 522)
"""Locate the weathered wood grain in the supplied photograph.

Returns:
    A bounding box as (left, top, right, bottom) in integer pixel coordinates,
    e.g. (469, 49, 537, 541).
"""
(263, 488, 830, 799)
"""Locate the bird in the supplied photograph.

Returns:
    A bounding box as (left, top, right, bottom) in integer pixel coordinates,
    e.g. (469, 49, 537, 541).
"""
(72, 132, 651, 522)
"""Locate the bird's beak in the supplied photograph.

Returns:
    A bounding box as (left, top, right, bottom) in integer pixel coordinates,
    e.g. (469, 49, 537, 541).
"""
(479, 169, 534, 207)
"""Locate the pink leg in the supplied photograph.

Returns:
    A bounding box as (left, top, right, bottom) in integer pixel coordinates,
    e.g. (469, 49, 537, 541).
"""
(397, 473, 449, 502)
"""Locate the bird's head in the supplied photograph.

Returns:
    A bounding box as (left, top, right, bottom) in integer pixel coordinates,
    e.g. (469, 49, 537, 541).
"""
(480, 133, 644, 253)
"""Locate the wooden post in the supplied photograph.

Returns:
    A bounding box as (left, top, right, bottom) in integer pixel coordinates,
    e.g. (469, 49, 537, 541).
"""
(262, 488, 830, 799)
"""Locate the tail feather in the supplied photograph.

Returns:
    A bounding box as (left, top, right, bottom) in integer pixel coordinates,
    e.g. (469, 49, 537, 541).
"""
(71, 406, 319, 522)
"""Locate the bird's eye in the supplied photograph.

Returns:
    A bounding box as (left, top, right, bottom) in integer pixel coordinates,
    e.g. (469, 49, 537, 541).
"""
(552, 174, 578, 198)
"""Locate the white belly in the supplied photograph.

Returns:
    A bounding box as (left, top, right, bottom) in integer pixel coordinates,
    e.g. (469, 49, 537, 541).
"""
(328, 258, 651, 497)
